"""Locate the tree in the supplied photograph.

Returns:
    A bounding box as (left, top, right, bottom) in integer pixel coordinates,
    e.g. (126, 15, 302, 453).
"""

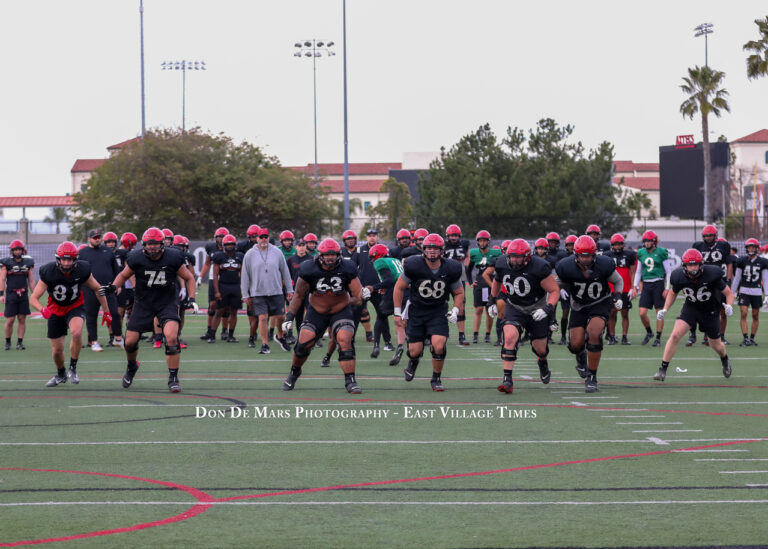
(366, 177, 414, 237)
(70, 128, 333, 239)
(744, 16, 768, 81)
(326, 197, 363, 237)
(43, 207, 70, 234)
(415, 120, 637, 238)
(679, 65, 730, 222)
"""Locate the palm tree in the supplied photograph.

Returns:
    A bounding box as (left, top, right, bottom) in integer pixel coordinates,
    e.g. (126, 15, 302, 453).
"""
(744, 16, 768, 80)
(43, 207, 70, 234)
(679, 65, 730, 222)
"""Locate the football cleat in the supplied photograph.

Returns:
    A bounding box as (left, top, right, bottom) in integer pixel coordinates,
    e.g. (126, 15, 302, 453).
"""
(739, 338, 752, 347)
(200, 330, 212, 340)
(430, 379, 445, 392)
(575, 350, 588, 379)
(168, 376, 181, 393)
(365, 334, 374, 343)
(722, 359, 732, 379)
(383, 342, 395, 352)
(722, 337, 730, 345)
(537, 358, 551, 384)
(248, 337, 256, 348)
(558, 336, 566, 345)
(702, 336, 710, 347)
(585, 376, 599, 393)
(606, 336, 616, 346)
(641, 333, 653, 346)
(91, 341, 103, 352)
(179, 339, 188, 349)
(207, 335, 216, 344)
(259, 344, 270, 354)
(45, 375, 67, 387)
(122, 362, 139, 388)
(285, 333, 297, 345)
(321, 354, 331, 368)
(227, 336, 239, 343)
(685, 334, 697, 347)
(153, 339, 162, 349)
(282, 373, 299, 391)
(16, 342, 25, 351)
(4, 342, 9, 351)
(403, 361, 417, 382)
(653, 368, 666, 381)
(621, 336, 631, 345)
(484, 334, 492, 344)
(652, 338, 661, 347)
(221, 331, 229, 341)
(345, 381, 362, 394)
(497, 379, 514, 394)
(370, 345, 380, 358)
(66, 367, 79, 384)
(389, 345, 404, 366)
(750, 338, 758, 346)
(457, 335, 470, 347)
(472, 335, 479, 344)
(494, 339, 502, 347)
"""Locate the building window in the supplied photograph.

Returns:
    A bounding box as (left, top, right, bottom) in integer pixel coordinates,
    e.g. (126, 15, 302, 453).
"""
(364, 201, 371, 212)
(765, 151, 768, 164)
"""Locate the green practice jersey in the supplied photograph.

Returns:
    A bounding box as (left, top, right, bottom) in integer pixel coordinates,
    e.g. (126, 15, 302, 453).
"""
(279, 246, 296, 262)
(469, 247, 502, 285)
(374, 257, 403, 281)
(636, 246, 668, 281)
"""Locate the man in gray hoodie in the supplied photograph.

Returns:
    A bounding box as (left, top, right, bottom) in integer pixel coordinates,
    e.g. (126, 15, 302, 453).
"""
(241, 228, 294, 354)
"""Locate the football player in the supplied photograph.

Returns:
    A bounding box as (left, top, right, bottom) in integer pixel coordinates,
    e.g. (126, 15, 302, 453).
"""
(546, 232, 568, 262)
(29, 241, 112, 387)
(161, 228, 174, 248)
(198, 227, 229, 342)
(0, 240, 35, 350)
(210, 234, 244, 343)
(400, 228, 429, 260)
(115, 232, 137, 325)
(304, 233, 319, 256)
(393, 234, 464, 391)
(467, 230, 501, 344)
(388, 229, 413, 260)
(557, 235, 579, 344)
(103, 232, 119, 251)
(109, 228, 198, 392)
(690, 225, 733, 346)
(653, 249, 734, 381)
(633, 230, 673, 347)
(368, 244, 404, 362)
(488, 239, 560, 394)
(281, 239, 366, 393)
(286, 239, 313, 351)
(556, 236, 624, 393)
(172, 235, 196, 348)
(731, 238, 768, 346)
(443, 225, 471, 345)
(605, 233, 636, 345)
(585, 225, 611, 255)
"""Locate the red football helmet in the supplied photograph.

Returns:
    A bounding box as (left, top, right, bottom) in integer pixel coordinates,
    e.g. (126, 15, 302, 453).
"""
(181, 236, 190, 246)
(173, 234, 185, 246)
(214, 227, 229, 238)
(9, 240, 25, 255)
(545, 232, 560, 243)
(610, 233, 625, 249)
(702, 225, 718, 241)
(120, 232, 138, 249)
(247, 224, 261, 237)
(565, 235, 578, 246)
(316, 238, 342, 269)
(501, 239, 512, 253)
(507, 239, 531, 270)
(303, 233, 318, 243)
(586, 224, 601, 236)
(55, 241, 79, 272)
(161, 228, 174, 239)
(681, 248, 704, 278)
(368, 243, 389, 261)
(534, 238, 548, 248)
(222, 234, 237, 247)
(414, 228, 429, 239)
(142, 227, 165, 258)
(422, 233, 445, 261)
(396, 228, 411, 241)
(280, 230, 295, 241)
(717, 237, 727, 243)
(574, 235, 597, 266)
(446, 224, 462, 237)
(641, 230, 658, 247)
(341, 230, 357, 241)
(103, 232, 118, 242)
(476, 230, 491, 240)
(745, 238, 760, 255)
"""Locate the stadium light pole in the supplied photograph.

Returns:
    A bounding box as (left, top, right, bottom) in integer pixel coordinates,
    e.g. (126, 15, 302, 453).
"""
(139, 0, 146, 140)
(294, 39, 336, 187)
(161, 60, 206, 132)
(342, 0, 350, 231)
(694, 23, 713, 67)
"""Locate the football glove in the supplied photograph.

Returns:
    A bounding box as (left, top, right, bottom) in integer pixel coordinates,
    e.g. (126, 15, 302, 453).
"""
(560, 289, 569, 301)
(487, 303, 498, 318)
(101, 312, 113, 328)
(612, 293, 623, 311)
(446, 307, 459, 324)
(723, 303, 733, 317)
(40, 307, 51, 319)
(532, 303, 554, 322)
(656, 309, 667, 321)
(98, 283, 116, 296)
(361, 287, 371, 301)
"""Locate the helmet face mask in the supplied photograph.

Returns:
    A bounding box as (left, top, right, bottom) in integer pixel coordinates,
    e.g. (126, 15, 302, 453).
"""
(423, 245, 442, 261)
(222, 235, 237, 253)
(319, 251, 340, 268)
(702, 225, 717, 246)
(684, 262, 702, 278)
(421, 233, 445, 261)
(611, 241, 624, 252)
(142, 228, 165, 259)
(11, 246, 24, 258)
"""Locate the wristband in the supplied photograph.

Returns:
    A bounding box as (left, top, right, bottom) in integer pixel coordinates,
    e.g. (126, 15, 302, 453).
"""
(490, 294, 498, 301)
(285, 311, 295, 322)
(394, 307, 402, 317)
(0, 290, 4, 296)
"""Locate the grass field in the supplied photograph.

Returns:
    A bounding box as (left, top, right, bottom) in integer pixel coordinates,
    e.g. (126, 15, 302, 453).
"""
(1, 297, 768, 548)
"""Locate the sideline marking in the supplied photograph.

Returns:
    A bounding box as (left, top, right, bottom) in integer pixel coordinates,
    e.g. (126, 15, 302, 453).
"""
(695, 459, 768, 462)
(719, 470, 768, 474)
(646, 437, 669, 446)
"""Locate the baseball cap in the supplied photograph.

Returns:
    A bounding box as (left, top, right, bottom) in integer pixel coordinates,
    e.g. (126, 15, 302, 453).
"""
(257, 228, 270, 237)
(366, 228, 378, 235)
(88, 229, 101, 238)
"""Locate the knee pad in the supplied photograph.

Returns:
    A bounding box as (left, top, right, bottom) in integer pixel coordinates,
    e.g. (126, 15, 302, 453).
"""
(293, 339, 314, 358)
(338, 348, 355, 361)
(359, 310, 371, 323)
(220, 310, 230, 319)
(457, 313, 466, 322)
(430, 345, 446, 361)
(165, 344, 181, 356)
(332, 319, 355, 338)
(124, 342, 139, 353)
(501, 347, 517, 362)
(207, 308, 216, 318)
(586, 340, 603, 353)
(532, 344, 549, 358)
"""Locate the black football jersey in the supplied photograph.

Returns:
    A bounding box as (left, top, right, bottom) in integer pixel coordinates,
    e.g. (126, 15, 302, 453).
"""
(444, 238, 470, 262)
(606, 249, 637, 269)
(734, 255, 768, 290)
(39, 260, 92, 307)
(670, 265, 726, 312)
(555, 255, 617, 308)
(692, 240, 732, 279)
(1, 256, 34, 290)
(594, 241, 611, 256)
(184, 251, 196, 268)
(388, 244, 411, 260)
(126, 247, 186, 305)
(298, 256, 359, 295)
(402, 255, 463, 308)
(211, 251, 244, 285)
(205, 241, 224, 258)
(288, 253, 313, 284)
(493, 255, 551, 308)
(400, 246, 421, 259)
(114, 248, 131, 270)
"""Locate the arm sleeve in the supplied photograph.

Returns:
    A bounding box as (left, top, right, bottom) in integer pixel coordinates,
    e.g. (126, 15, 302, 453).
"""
(607, 270, 624, 294)
(465, 260, 474, 284)
(633, 266, 642, 288)
(662, 259, 675, 288)
(731, 268, 742, 295)
(373, 268, 395, 291)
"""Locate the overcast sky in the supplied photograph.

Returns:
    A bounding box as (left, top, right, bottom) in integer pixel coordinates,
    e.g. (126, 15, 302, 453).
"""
(1, 0, 767, 208)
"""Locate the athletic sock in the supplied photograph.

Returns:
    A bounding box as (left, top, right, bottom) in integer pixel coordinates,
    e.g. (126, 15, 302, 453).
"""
(661, 360, 670, 371)
(431, 371, 441, 381)
(503, 369, 513, 382)
(69, 358, 78, 370)
(344, 373, 356, 384)
(655, 331, 662, 340)
(57, 367, 66, 377)
(720, 355, 729, 366)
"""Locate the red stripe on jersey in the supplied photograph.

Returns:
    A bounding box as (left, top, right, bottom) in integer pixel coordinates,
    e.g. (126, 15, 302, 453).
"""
(47, 293, 84, 316)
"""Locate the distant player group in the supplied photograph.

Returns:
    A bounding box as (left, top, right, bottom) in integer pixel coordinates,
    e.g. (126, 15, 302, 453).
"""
(2, 222, 765, 395)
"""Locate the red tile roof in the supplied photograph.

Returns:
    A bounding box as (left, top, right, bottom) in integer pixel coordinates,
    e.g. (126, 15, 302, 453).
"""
(614, 176, 659, 191)
(732, 129, 768, 144)
(289, 162, 401, 176)
(320, 179, 387, 193)
(107, 137, 142, 150)
(613, 160, 659, 173)
(71, 159, 105, 173)
(0, 196, 77, 208)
